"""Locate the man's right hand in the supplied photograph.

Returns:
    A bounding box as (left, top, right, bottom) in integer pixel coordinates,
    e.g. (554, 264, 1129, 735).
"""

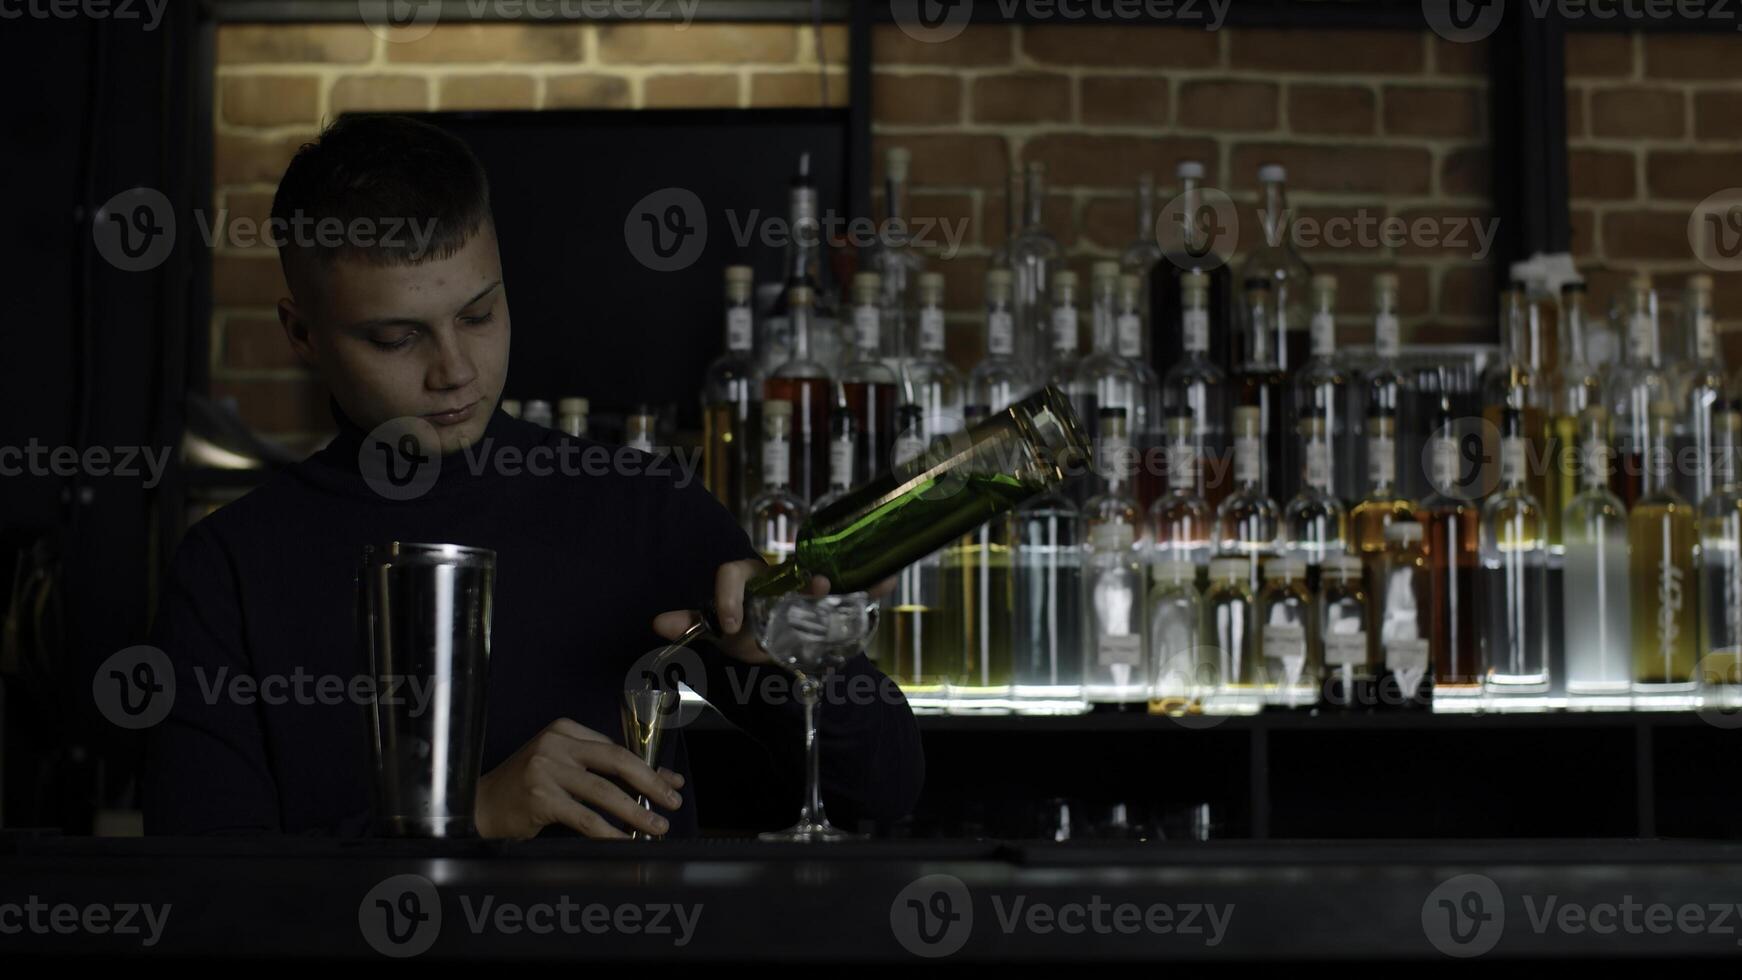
(474, 718, 684, 839)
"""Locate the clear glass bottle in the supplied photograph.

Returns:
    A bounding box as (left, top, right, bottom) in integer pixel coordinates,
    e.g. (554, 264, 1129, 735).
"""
(1359, 273, 1417, 502)
(1698, 402, 1742, 712)
(841, 270, 899, 485)
(703, 265, 760, 521)
(885, 404, 956, 714)
(969, 267, 1029, 418)
(866, 147, 926, 381)
(1284, 407, 1349, 573)
(625, 407, 658, 456)
(1162, 271, 1231, 510)
(1203, 556, 1262, 715)
(1012, 485, 1086, 714)
(1240, 164, 1313, 375)
(1235, 277, 1292, 503)
(1046, 269, 1082, 392)
(1482, 409, 1551, 706)
(522, 399, 553, 429)
(764, 152, 841, 378)
(1259, 558, 1320, 708)
(1295, 272, 1360, 502)
(1121, 172, 1163, 332)
(765, 284, 833, 505)
(1118, 271, 1166, 512)
(946, 403, 1017, 715)
(812, 406, 856, 514)
(1084, 408, 1148, 710)
(1217, 406, 1280, 604)
(1148, 559, 1209, 715)
(1561, 405, 1632, 708)
(1630, 403, 1700, 708)
(1071, 261, 1143, 453)
(1320, 554, 1372, 710)
(1422, 403, 1484, 709)
(1351, 409, 1416, 562)
(1484, 286, 1554, 556)
(902, 272, 964, 439)
(1675, 274, 1724, 507)
(1010, 161, 1062, 373)
(1149, 408, 1215, 571)
(556, 396, 588, 438)
(1604, 273, 1671, 510)
(1551, 281, 1603, 561)
(1153, 160, 1234, 383)
(1374, 521, 1432, 710)
(749, 400, 808, 565)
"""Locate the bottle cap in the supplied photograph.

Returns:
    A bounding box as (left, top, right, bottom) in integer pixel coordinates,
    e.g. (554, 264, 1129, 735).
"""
(1630, 271, 1655, 290)
(1311, 273, 1337, 293)
(1324, 555, 1363, 578)
(1385, 522, 1424, 544)
(1209, 556, 1251, 580)
(1182, 271, 1208, 290)
(1263, 558, 1306, 580)
(1092, 260, 1121, 282)
(1051, 269, 1078, 290)
(1687, 273, 1714, 295)
(885, 147, 911, 182)
(853, 271, 881, 292)
(986, 268, 1013, 288)
(1176, 160, 1205, 180)
(763, 399, 793, 418)
(1373, 272, 1399, 295)
(725, 265, 754, 285)
(558, 397, 588, 415)
(789, 284, 814, 306)
(1119, 272, 1142, 293)
(1154, 560, 1197, 584)
(1258, 164, 1287, 183)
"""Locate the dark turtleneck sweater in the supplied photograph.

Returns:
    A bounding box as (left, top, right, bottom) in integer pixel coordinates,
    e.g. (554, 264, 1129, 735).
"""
(142, 405, 924, 837)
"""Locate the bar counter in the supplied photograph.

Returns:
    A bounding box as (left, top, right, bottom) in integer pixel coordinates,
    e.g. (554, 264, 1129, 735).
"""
(5, 836, 1742, 961)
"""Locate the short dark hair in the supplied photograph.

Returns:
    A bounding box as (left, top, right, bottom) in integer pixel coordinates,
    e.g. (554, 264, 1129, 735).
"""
(270, 114, 492, 279)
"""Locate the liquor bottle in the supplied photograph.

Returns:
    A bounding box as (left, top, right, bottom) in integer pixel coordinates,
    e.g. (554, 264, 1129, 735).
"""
(1010, 161, 1062, 372)
(1153, 160, 1233, 381)
(500, 399, 522, 419)
(903, 272, 965, 439)
(1421, 398, 1484, 709)
(1283, 408, 1349, 577)
(1240, 164, 1313, 372)
(1012, 482, 1086, 714)
(842, 270, 899, 481)
(1482, 408, 1551, 705)
(764, 153, 841, 378)
(557, 397, 589, 438)
(1163, 271, 1231, 508)
(990, 163, 1021, 270)
(626, 407, 658, 455)
(812, 407, 856, 513)
(1084, 408, 1149, 710)
(703, 265, 760, 520)
(1358, 273, 1415, 500)
(1483, 287, 1554, 554)
(1203, 556, 1262, 715)
(1551, 280, 1603, 561)
(765, 284, 832, 505)
(1120, 172, 1163, 329)
(1071, 261, 1142, 460)
(1148, 559, 1208, 715)
(887, 404, 953, 713)
(1561, 405, 1631, 707)
(1235, 277, 1292, 503)
(1351, 408, 1416, 566)
(866, 147, 925, 380)
(970, 267, 1029, 417)
(1675, 274, 1724, 506)
(948, 407, 1017, 713)
(1118, 271, 1166, 510)
(749, 400, 808, 566)
(1374, 521, 1431, 710)
(1149, 409, 1215, 570)
(1046, 269, 1082, 392)
(1698, 402, 1742, 710)
(1630, 402, 1699, 708)
(1604, 273, 1671, 510)
(1259, 558, 1320, 707)
(1295, 273, 1360, 502)
(1320, 554, 1372, 710)
(1216, 405, 1280, 609)
(522, 399, 553, 429)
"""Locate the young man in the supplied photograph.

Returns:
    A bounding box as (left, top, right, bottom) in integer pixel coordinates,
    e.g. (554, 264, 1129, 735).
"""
(142, 114, 924, 838)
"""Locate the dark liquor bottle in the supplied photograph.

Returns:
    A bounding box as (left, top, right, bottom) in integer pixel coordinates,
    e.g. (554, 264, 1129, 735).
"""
(703, 265, 760, 521)
(842, 271, 899, 482)
(1152, 160, 1233, 382)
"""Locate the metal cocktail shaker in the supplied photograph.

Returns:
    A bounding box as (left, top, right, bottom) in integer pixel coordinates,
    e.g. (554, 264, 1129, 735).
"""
(357, 542, 495, 837)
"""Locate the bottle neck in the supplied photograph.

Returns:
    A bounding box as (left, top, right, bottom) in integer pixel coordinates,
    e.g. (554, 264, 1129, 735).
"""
(1627, 292, 1659, 366)
(1245, 295, 1274, 365)
(787, 186, 821, 288)
(1310, 293, 1336, 357)
(790, 303, 813, 361)
(1234, 425, 1262, 492)
(1261, 180, 1290, 248)
(1135, 181, 1155, 240)
(1092, 284, 1119, 353)
(1168, 427, 1197, 493)
(1644, 424, 1675, 495)
(1024, 169, 1045, 229)
(1367, 423, 1397, 494)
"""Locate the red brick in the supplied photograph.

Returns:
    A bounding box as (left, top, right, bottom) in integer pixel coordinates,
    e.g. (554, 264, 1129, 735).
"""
(1230, 143, 1431, 195)
(1310, 264, 1431, 318)
(598, 23, 794, 64)
(215, 191, 276, 254)
(1231, 29, 1422, 74)
(1695, 92, 1742, 140)
(217, 24, 373, 64)
(544, 74, 630, 109)
(214, 132, 314, 189)
(1566, 33, 1634, 77)
(212, 255, 289, 308)
(1288, 85, 1376, 135)
(385, 23, 581, 63)
(223, 315, 307, 371)
(1393, 207, 1499, 259)
(1080, 195, 1142, 251)
(1383, 85, 1483, 138)
(220, 76, 320, 128)
(872, 23, 1014, 67)
(933, 254, 992, 315)
(872, 190, 977, 252)
(1178, 80, 1278, 132)
(1647, 150, 1742, 201)
(330, 74, 430, 114)
(1286, 204, 1394, 257)
(436, 75, 537, 111)
(1024, 134, 1218, 190)
(1570, 208, 1597, 259)
(1080, 77, 1169, 126)
(874, 133, 1010, 189)
(1566, 87, 1586, 139)
(1590, 87, 1685, 139)
(973, 73, 1072, 124)
(872, 73, 963, 126)
(983, 190, 1074, 252)
(1023, 24, 1218, 68)
(1433, 37, 1490, 76)
(1442, 147, 1489, 197)
(1644, 35, 1737, 80)
(644, 74, 739, 108)
(212, 378, 332, 436)
(1568, 149, 1637, 201)
(1601, 211, 1697, 261)
(1439, 265, 1496, 321)
(751, 72, 849, 108)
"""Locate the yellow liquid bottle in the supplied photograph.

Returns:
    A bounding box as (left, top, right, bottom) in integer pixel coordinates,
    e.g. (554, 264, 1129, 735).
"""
(1630, 407, 1700, 707)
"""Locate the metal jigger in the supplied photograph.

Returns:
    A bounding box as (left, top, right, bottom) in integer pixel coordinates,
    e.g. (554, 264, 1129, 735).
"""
(620, 687, 679, 839)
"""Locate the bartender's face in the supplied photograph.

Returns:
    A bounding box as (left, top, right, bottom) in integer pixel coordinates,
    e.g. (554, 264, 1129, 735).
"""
(278, 225, 510, 454)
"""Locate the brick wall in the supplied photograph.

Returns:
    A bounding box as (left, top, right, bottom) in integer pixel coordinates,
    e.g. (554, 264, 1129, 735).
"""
(214, 19, 1503, 447)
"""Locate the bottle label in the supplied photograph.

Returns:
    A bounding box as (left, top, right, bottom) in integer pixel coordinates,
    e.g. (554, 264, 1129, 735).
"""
(829, 437, 854, 489)
(1098, 435, 1130, 482)
(1368, 434, 1395, 487)
(1325, 631, 1368, 667)
(1311, 311, 1336, 357)
(1117, 313, 1143, 358)
(1385, 637, 1429, 699)
(1581, 438, 1609, 488)
(1501, 436, 1526, 485)
(1236, 435, 1260, 485)
(853, 305, 880, 350)
(920, 308, 946, 352)
(1096, 633, 1143, 668)
(1182, 308, 1209, 353)
(1168, 442, 1196, 491)
(1375, 312, 1400, 358)
(1091, 520, 1135, 552)
(1305, 441, 1331, 490)
(727, 307, 753, 351)
(1263, 624, 1307, 684)
(761, 440, 790, 487)
(1657, 557, 1686, 660)
(894, 434, 926, 468)
(1052, 307, 1078, 353)
(988, 310, 1015, 355)
(1431, 436, 1458, 489)
(1697, 312, 1717, 361)
(1629, 313, 1653, 361)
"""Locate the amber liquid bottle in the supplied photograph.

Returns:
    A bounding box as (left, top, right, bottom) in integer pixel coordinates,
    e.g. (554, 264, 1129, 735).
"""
(1630, 406, 1701, 707)
(764, 284, 832, 504)
(1422, 409, 1483, 708)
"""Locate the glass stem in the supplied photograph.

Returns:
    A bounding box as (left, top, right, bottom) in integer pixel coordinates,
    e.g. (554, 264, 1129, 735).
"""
(799, 674, 826, 828)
